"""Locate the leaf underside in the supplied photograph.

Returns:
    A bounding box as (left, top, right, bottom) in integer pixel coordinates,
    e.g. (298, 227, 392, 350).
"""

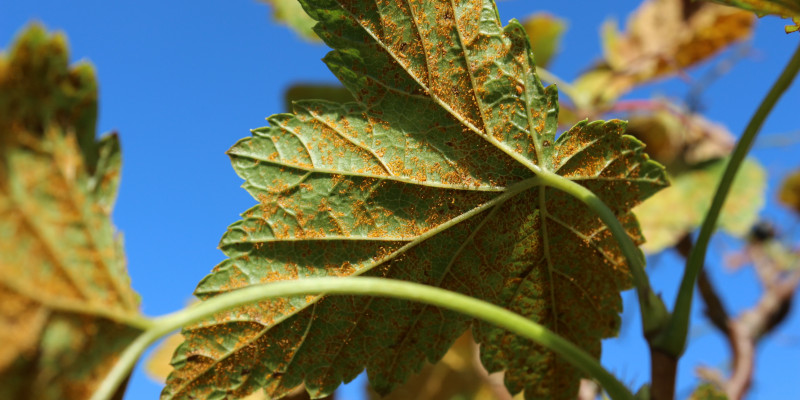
(0, 25, 140, 399)
(164, 1, 667, 399)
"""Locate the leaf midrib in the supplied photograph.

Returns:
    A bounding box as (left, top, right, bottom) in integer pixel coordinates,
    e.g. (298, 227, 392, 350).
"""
(231, 150, 506, 192)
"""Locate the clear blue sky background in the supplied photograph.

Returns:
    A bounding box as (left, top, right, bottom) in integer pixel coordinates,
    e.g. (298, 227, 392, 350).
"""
(2, 1, 799, 399)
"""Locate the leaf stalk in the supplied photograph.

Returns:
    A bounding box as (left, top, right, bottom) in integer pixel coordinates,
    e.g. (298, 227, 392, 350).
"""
(92, 277, 634, 400)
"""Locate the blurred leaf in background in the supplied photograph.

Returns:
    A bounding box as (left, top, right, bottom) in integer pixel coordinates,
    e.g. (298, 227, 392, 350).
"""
(260, 0, 320, 42)
(624, 105, 735, 172)
(367, 332, 515, 400)
(573, 0, 754, 107)
(689, 382, 728, 400)
(521, 13, 567, 69)
(705, 0, 800, 33)
(778, 170, 800, 214)
(0, 25, 141, 400)
(635, 157, 766, 253)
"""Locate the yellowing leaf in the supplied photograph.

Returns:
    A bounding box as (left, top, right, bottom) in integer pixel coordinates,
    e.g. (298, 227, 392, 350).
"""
(689, 383, 728, 400)
(367, 331, 510, 400)
(163, 1, 667, 399)
(708, 0, 800, 17)
(635, 158, 765, 253)
(580, 0, 755, 104)
(261, 0, 320, 41)
(521, 13, 566, 68)
(705, 0, 800, 32)
(0, 25, 141, 399)
(146, 333, 187, 383)
(778, 170, 800, 214)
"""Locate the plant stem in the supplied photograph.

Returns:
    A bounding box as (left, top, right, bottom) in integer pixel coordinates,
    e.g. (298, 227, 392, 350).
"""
(657, 40, 800, 356)
(535, 169, 669, 336)
(92, 277, 635, 400)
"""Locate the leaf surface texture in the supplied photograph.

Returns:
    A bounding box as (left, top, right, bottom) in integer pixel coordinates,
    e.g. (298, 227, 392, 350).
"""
(164, 1, 668, 399)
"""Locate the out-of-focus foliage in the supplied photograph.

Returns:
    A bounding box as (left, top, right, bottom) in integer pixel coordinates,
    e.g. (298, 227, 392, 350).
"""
(625, 107, 734, 171)
(145, 333, 185, 384)
(367, 331, 513, 400)
(260, 0, 320, 41)
(573, 0, 754, 107)
(0, 25, 100, 170)
(778, 170, 800, 214)
(623, 104, 766, 253)
(706, 0, 800, 33)
(0, 25, 140, 400)
(521, 13, 566, 68)
(689, 383, 728, 399)
(635, 157, 766, 253)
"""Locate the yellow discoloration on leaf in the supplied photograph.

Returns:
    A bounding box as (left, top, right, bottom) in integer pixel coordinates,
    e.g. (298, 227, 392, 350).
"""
(0, 25, 141, 399)
(164, 2, 668, 400)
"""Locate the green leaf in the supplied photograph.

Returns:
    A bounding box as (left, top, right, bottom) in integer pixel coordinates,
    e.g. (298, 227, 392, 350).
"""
(0, 25, 141, 399)
(260, 0, 321, 41)
(634, 158, 766, 254)
(521, 13, 566, 69)
(164, 1, 667, 399)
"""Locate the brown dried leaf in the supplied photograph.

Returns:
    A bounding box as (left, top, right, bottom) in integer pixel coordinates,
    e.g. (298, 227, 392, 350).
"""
(576, 0, 755, 105)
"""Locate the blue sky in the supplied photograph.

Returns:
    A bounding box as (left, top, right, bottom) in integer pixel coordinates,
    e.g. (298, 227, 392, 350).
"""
(2, 1, 799, 399)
